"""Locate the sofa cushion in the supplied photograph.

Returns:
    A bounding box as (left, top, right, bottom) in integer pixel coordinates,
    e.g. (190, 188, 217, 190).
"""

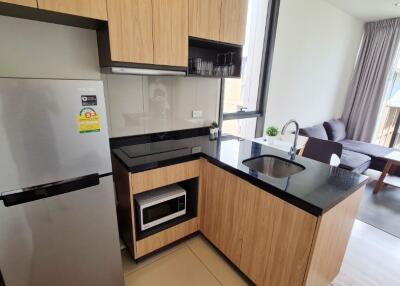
(299, 124, 328, 140)
(339, 139, 392, 159)
(339, 149, 371, 174)
(323, 119, 347, 142)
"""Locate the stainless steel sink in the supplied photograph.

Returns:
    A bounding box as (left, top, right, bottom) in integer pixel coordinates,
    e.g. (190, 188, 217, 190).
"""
(242, 155, 305, 178)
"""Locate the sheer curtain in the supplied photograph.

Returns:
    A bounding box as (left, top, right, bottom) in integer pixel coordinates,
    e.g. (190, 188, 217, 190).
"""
(342, 18, 400, 142)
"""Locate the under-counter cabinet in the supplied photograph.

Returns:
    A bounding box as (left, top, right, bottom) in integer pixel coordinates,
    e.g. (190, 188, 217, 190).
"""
(37, 0, 108, 20)
(201, 162, 247, 266)
(0, 0, 37, 7)
(189, 0, 248, 45)
(113, 156, 363, 285)
(104, 0, 188, 67)
(200, 162, 363, 286)
(201, 162, 316, 285)
(113, 158, 202, 259)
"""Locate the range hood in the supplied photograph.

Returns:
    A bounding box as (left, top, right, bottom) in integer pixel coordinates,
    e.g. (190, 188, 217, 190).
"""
(102, 67, 187, 76)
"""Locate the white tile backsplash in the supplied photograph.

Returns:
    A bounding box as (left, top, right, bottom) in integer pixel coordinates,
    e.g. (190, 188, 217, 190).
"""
(105, 75, 221, 138)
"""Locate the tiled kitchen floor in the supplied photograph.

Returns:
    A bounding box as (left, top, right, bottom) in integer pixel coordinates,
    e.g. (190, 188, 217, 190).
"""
(123, 235, 249, 286)
(123, 220, 400, 286)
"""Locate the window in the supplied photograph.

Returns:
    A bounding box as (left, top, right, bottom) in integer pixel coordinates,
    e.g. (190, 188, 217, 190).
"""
(220, 0, 278, 139)
(374, 57, 400, 147)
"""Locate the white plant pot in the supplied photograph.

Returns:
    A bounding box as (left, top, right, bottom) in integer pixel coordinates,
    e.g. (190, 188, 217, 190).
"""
(209, 127, 219, 140)
(265, 136, 277, 144)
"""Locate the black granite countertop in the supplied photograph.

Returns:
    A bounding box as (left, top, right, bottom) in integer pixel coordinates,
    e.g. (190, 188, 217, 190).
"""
(112, 131, 368, 216)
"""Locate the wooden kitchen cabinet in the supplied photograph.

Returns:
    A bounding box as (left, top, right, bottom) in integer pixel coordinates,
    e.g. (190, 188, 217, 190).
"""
(220, 0, 248, 45)
(200, 162, 247, 266)
(189, 0, 247, 45)
(241, 184, 317, 286)
(113, 157, 202, 259)
(0, 0, 37, 7)
(37, 0, 107, 20)
(189, 0, 221, 42)
(260, 198, 317, 286)
(200, 162, 363, 286)
(239, 183, 277, 285)
(106, 0, 154, 64)
(152, 0, 188, 67)
(201, 163, 316, 285)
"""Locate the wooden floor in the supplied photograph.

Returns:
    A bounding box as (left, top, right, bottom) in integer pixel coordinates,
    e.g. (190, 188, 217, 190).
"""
(122, 220, 400, 286)
(333, 220, 400, 286)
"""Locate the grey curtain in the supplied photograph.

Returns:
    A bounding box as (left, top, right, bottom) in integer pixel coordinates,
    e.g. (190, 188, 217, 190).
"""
(342, 18, 400, 142)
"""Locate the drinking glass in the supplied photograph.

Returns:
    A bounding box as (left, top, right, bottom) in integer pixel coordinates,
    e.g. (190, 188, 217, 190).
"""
(193, 58, 202, 74)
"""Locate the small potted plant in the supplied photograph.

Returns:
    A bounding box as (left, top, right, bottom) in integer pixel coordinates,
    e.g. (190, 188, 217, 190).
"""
(210, 121, 219, 140)
(265, 126, 279, 143)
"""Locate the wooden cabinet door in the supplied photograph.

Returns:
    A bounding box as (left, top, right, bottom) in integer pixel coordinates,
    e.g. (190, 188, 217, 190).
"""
(239, 183, 277, 285)
(240, 182, 317, 286)
(1, 0, 37, 7)
(153, 0, 188, 67)
(262, 201, 316, 286)
(37, 0, 107, 20)
(220, 0, 248, 45)
(200, 163, 247, 266)
(188, 0, 221, 42)
(106, 0, 154, 64)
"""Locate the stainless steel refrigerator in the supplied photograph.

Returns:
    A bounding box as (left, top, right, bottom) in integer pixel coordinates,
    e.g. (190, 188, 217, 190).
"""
(0, 79, 123, 286)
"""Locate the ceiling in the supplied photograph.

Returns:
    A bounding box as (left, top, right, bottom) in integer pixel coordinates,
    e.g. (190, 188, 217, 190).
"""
(325, 0, 400, 22)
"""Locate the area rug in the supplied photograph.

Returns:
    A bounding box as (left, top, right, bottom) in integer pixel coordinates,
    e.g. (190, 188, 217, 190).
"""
(357, 180, 400, 238)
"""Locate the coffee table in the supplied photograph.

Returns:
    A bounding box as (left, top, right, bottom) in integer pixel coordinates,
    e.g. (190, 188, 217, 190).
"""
(373, 151, 400, 194)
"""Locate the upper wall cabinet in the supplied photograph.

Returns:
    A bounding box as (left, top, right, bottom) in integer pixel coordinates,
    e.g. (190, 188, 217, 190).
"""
(188, 0, 221, 42)
(106, 0, 154, 64)
(153, 0, 188, 67)
(37, 0, 107, 20)
(0, 0, 37, 7)
(104, 0, 188, 68)
(189, 0, 247, 45)
(220, 0, 248, 45)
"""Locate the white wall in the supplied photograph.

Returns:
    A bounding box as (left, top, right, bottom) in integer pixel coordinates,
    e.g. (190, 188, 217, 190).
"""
(265, 0, 364, 130)
(0, 15, 221, 137)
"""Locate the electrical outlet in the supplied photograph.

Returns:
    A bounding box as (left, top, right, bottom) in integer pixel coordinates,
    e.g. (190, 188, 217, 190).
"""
(192, 110, 203, 118)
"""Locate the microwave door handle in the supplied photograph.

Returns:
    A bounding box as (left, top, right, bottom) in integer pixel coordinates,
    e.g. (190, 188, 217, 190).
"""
(0, 173, 100, 207)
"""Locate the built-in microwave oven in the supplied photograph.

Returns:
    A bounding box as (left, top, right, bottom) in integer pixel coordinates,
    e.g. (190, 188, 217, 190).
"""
(135, 184, 186, 231)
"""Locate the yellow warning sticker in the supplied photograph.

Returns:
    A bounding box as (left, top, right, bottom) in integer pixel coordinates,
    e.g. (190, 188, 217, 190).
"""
(77, 107, 100, 133)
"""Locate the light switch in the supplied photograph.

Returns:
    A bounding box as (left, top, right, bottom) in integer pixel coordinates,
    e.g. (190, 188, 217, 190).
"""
(192, 110, 203, 118)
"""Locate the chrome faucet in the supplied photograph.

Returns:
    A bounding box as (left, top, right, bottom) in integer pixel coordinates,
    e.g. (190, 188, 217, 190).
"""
(281, 119, 299, 160)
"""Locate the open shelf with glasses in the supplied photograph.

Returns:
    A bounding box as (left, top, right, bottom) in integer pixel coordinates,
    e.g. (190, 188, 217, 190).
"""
(188, 37, 242, 78)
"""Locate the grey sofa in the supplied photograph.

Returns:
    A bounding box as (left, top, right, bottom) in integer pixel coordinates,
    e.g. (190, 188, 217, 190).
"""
(300, 119, 393, 174)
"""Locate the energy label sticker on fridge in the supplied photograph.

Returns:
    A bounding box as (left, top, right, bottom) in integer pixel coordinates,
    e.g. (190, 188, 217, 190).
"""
(77, 107, 100, 133)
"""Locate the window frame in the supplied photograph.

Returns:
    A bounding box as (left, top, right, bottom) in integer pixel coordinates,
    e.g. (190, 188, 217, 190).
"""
(219, 0, 281, 138)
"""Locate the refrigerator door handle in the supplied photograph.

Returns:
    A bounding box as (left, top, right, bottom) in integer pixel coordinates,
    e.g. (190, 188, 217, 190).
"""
(0, 174, 100, 207)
